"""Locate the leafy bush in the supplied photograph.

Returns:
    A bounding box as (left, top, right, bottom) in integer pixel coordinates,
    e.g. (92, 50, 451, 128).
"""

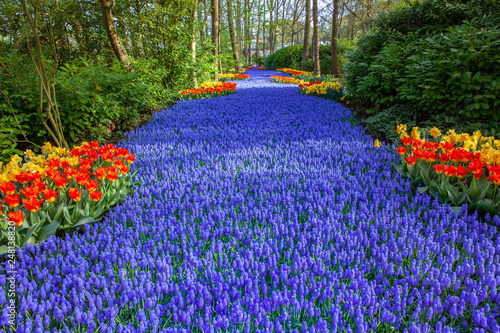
(345, 0, 500, 127)
(265, 41, 354, 73)
(0, 56, 166, 162)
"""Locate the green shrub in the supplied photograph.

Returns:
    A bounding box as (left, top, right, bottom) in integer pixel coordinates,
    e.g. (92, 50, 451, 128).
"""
(0, 56, 168, 161)
(265, 41, 354, 73)
(346, 0, 500, 130)
(265, 45, 304, 70)
(398, 23, 500, 120)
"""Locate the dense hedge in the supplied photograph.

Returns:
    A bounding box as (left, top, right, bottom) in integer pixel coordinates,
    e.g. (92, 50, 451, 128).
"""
(345, 0, 500, 122)
(264, 42, 354, 73)
(0, 56, 214, 163)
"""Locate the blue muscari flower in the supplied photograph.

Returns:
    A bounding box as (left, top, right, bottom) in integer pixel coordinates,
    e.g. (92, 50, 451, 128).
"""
(7, 69, 500, 332)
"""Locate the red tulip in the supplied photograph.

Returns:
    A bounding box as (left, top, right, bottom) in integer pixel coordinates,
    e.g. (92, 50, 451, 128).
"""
(20, 185, 40, 199)
(405, 156, 417, 166)
(397, 146, 407, 156)
(0, 181, 16, 195)
(42, 188, 58, 203)
(23, 197, 43, 212)
(68, 188, 82, 202)
(4, 194, 20, 208)
(8, 211, 24, 227)
(90, 190, 103, 202)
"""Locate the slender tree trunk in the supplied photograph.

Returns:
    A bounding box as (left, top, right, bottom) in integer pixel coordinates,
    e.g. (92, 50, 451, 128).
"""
(218, 0, 223, 71)
(301, 0, 311, 69)
(262, 21, 266, 58)
(98, 0, 133, 72)
(236, 0, 242, 59)
(281, 0, 285, 49)
(191, 0, 198, 86)
(255, 0, 261, 65)
(20, 0, 69, 149)
(200, 0, 206, 46)
(331, 0, 340, 76)
(268, 0, 273, 54)
(211, 0, 219, 81)
(312, 0, 320, 75)
(227, 0, 242, 71)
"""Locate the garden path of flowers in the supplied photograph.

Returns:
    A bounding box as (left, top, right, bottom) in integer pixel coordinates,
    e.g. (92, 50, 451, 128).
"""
(4, 69, 500, 333)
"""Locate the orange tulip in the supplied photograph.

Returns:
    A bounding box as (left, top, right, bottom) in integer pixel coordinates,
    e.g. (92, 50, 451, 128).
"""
(406, 156, 417, 166)
(117, 164, 128, 174)
(53, 175, 68, 189)
(94, 167, 107, 181)
(80, 158, 93, 169)
(42, 188, 58, 202)
(488, 165, 500, 178)
(23, 197, 43, 212)
(396, 146, 407, 156)
(74, 173, 90, 186)
(68, 188, 82, 202)
(425, 151, 437, 163)
(107, 167, 118, 182)
(20, 185, 40, 199)
(488, 174, 500, 186)
(444, 165, 457, 177)
(455, 166, 469, 178)
(0, 181, 16, 195)
(15, 172, 30, 184)
(469, 159, 484, 180)
(438, 153, 449, 163)
(8, 211, 24, 227)
(35, 181, 46, 191)
(126, 154, 135, 164)
(65, 167, 79, 179)
(90, 190, 103, 202)
(4, 194, 20, 208)
(401, 137, 412, 146)
(47, 158, 61, 169)
(85, 179, 99, 192)
(439, 142, 454, 152)
(27, 172, 41, 183)
(433, 164, 444, 175)
(70, 147, 83, 158)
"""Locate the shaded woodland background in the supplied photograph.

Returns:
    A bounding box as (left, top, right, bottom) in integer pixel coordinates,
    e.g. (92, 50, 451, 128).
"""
(0, 0, 498, 161)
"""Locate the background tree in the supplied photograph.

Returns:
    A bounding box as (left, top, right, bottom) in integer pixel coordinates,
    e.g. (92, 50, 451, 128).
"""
(212, 0, 219, 80)
(312, 0, 320, 75)
(228, 0, 242, 71)
(331, 0, 340, 76)
(98, 0, 133, 72)
(301, 0, 310, 70)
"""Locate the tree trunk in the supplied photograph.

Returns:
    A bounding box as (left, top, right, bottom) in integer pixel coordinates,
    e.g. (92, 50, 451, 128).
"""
(262, 22, 266, 58)
(98, 0, 133, 72)
(255, 0, 261, 65)
(312, 0, 320, 76)
(281, 0, 285, 49)
(191, 0, 198, 86)
(227, 0, 242, 71)
(211, 0, 219, 81)
(301, 0, 311, 69)
(236, 0, 242, 60)
(331, 0, 340, 76)
(20, 0, 69, 149)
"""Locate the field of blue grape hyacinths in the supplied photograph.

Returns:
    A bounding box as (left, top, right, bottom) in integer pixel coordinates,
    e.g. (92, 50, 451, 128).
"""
(2, 68, 500, 333)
